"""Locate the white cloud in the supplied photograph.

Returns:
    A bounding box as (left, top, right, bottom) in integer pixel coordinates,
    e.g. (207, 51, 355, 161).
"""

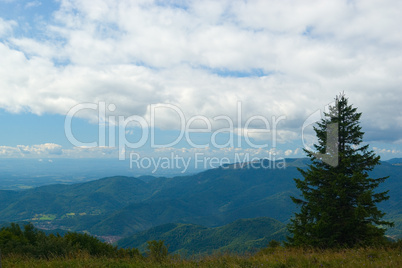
(373, 147, 401, 155)
(284, 149, 293, 156)
(0, 144, 65, 158)
(17, 143, 63, 155)
(0, 17, 16, 37)
(0, 142, 292, 160)
(25, 1, 42, 9)
(0, 0, 401, 144)
(0, 143, 120, 158)
(0, 145, 20, 157)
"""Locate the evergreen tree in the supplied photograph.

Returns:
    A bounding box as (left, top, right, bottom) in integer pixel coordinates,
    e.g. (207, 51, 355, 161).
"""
(288, 94, 393, 248)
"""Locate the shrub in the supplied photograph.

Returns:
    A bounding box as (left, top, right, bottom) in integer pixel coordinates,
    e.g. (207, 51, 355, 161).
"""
(146, 240, 169, 262)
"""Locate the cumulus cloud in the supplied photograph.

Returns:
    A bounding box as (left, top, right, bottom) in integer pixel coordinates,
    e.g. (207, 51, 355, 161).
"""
(0, 142, 293, 160)
(0, 0, 401, 144)
(373, 147, 401, 155)
(0, 144, 64, 158)
(0, 18, 16, 37)
(0, 143, 120, 158)
(0, 145, 20, 157)
(17, 143, 63, 155)
(284, 150, 293, 156)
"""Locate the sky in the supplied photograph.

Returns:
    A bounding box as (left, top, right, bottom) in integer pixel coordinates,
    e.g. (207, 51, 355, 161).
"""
(0, 0, 401, 162)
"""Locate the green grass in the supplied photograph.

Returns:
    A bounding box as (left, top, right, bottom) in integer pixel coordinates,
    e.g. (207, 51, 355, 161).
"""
(3, 247, 402, 267)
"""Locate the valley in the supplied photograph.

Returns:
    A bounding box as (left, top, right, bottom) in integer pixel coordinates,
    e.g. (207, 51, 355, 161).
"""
(1, 157, 401, 254)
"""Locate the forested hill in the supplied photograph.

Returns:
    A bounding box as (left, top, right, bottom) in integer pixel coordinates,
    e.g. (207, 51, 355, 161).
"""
(118, 217, 288, 255)
(0, 158, 401, 240)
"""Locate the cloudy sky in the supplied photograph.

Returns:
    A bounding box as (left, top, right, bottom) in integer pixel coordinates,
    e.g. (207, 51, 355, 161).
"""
(0, 0, 401, 160)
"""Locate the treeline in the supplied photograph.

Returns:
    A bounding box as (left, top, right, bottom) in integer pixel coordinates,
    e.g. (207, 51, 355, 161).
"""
(1, 222, 402, 263)
(0, 223, 141, 259)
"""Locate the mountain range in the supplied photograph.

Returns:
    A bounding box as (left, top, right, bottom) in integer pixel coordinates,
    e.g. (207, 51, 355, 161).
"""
(0, 157, 401, 253)
(0, 158, 202, 190)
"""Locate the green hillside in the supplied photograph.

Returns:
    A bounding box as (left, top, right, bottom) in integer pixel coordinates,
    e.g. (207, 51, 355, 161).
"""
(0, 176, 150, 220)
(118, 217, 288, 256)
(0, 158, 400, 240)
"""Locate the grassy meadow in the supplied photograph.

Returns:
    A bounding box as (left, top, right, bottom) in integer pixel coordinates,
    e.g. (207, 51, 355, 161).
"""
(2, 246, 402, 267)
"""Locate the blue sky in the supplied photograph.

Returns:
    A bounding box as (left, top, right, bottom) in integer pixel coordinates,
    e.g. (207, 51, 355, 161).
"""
(0, 0, 401, 161)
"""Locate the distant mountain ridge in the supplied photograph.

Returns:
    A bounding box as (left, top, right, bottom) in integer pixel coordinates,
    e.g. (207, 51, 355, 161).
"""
(386, 158, 402, 165)
(0, 158, 204, 190)
(0, 157, 401, 242)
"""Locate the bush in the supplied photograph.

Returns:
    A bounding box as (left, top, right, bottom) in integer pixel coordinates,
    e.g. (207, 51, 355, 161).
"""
(0, 223, 141, 259)
(146, 240, 169, 262)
